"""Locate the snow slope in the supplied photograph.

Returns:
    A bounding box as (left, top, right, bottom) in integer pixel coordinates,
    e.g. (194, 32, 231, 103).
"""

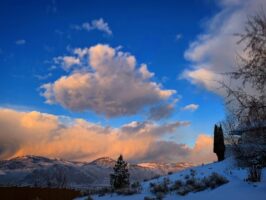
(76, 158, 266, 200)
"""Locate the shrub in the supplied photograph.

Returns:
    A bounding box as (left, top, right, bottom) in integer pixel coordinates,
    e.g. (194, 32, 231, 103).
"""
(150, 183, 168, 194)
(131, 181, 142, 193)
(170, 180, 183, 191)
(155, 192, 164, 200)
(150, 178, 170, 194)
(203, 173, 229, 189)
(177, 186, 190, 196)
(96, 187, 113, 196)
(149, 172, 228, 198)
(186, 178, 196, 186)
(184, 175, 190, 180)
(116, 188, 139, 196)
(144, 196, 156, 200)
(190, 169, 196, 177)
(191, 180, 208, 192)
(246, 165, 262, 182)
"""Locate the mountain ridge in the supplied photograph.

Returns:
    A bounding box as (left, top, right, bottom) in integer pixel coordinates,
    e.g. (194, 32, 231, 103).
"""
(0, 155, 193, 189)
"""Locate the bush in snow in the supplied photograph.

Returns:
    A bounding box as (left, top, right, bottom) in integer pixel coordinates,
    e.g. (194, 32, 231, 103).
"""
(202, 172, 229, 189)
(155, 192, 165, 200)
(149, 172, 228, 197)
(115, 181, 142, 195)
(88, 187, 113, 197)
(177, 186, 190, 196)
(131, 181, 142, 193)
(144, 196, 156, 200)
(150, 178, 170, 195)
(246, 165, 262, 182)
(184, 175, 190, 180)
(115, 188, 139, 196)
(170, 180, 183, 191)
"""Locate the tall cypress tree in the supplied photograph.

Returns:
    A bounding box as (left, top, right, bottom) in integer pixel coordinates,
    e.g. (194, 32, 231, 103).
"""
(110, 155, 130, 189)
(213, 124, 225, 161)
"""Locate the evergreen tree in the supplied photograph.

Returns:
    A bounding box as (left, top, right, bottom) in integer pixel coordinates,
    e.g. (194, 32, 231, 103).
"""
(110, 155, 130, 189)
(213, 124, 225, 161)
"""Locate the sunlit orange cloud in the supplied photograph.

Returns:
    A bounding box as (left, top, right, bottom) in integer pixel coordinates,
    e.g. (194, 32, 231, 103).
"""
(0, 108, 215, 163)
(189, 134, 216, 164)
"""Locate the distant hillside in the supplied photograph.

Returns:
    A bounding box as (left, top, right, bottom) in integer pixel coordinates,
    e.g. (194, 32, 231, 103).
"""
(0, 155, 193, 189)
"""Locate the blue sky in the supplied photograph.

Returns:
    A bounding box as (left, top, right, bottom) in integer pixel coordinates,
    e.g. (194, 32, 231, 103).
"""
(0, 0, 226, 146)
(5, 0, 260, 162)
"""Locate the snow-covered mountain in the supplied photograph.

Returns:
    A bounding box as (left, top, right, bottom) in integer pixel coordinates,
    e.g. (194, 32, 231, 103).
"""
(138, 162, 194, 175)
(0, 155, 192, 189)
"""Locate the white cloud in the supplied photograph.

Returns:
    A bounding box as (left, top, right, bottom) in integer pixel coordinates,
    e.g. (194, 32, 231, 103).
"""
(0, 108, 215, 163)
(182, 0, 266, 93)
(182, 104, 199, 111)
(15, 39, 26, 45)
(41, 44, 176, 118)
(54, 56, 81, 71)
(72, 18, 112, 35)
(182, 68, 219, 91)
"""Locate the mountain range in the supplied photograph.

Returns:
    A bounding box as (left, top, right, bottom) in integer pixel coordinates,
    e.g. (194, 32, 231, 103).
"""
(0, 155, 193, 189)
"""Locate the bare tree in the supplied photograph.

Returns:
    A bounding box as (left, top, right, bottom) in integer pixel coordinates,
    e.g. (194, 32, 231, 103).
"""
(221, 10, 266, 168)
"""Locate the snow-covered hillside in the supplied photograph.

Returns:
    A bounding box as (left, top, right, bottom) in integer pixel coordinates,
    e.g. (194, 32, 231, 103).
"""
(76, 158, 266, 200)
(138, 162, 194, 175)
(0, 155, 192, 189)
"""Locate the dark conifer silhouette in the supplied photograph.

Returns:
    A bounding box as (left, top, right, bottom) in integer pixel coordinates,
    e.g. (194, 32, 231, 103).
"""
(213, 124, 225, 161)
(110, 155, 130, 189)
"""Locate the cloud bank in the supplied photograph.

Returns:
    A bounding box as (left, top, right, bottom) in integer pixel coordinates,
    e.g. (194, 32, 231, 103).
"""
(41, 44, 176, 118)
(0, 108, 215, 163)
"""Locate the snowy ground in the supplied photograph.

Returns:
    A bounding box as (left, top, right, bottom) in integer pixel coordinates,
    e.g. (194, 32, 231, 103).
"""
(75, 158, 266, 200)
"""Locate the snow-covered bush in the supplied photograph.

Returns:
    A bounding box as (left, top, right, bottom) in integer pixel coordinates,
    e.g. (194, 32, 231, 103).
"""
(203, 172, 229, 189)
(150, 178, 170, 195)
(149, 172, 228, 197)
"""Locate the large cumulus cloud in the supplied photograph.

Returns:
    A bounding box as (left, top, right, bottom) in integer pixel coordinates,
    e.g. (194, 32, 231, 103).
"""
(182, 0, 266, 94)
(42, 44, 176, 118)
(0, 108, 215, 164)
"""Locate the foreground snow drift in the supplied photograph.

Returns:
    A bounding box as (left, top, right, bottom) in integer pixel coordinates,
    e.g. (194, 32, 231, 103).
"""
(76, 158, 266, 200)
